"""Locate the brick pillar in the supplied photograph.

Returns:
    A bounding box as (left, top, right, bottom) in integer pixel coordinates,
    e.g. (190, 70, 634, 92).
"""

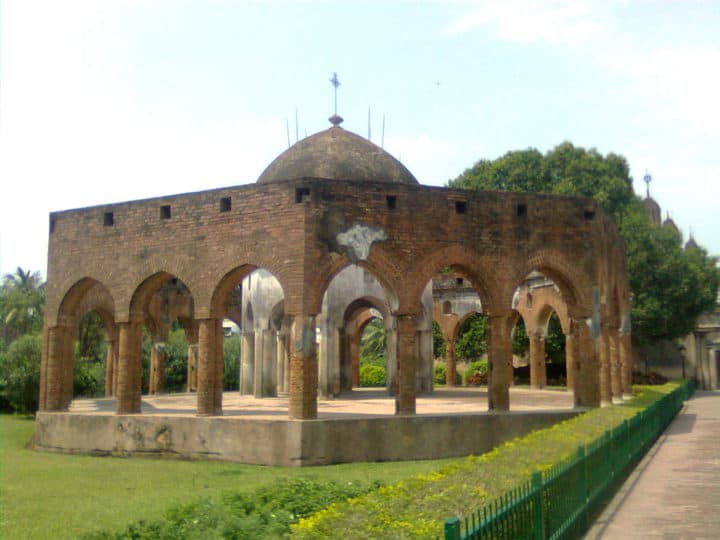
(395, 314, 417, 415)
(620, 332, 632, 398)
(488, 314, 512, 410)
(39, 327, 50, 410)
(112, 338, 120, 397)
(609, 330, 622, 403)
(240, 331, 254, 395)
(197, 318, 222, 416)
(564, 332, 575, 392)
(104, 336, 116, 397)
(598, 327, 611, 406)
(215, 318, 224, 413)
(446, 339, 457, 387)
(529, 333, 546, 389)
(339, 331, 352, 391)
(572, 319, 600, 407)
(62, 330, 75, 409)
(351, 330, 361, 387)
(45, 326, 68, 411)
(149, 343, 165, 395)
(289, 315, 318, 419)
(116, 322, 142, 414)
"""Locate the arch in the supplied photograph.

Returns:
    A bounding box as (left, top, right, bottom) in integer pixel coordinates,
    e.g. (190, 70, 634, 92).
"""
(129, 271, 195, 321)
(55, 277, 116, 328)
(511, 249, 593, 312)
(306, 247, 402, 316)
(407, 244, 499, 314)
(534, 300, 570, 336)
(211, 264, 267, 320)
(343, 295, 391, 323)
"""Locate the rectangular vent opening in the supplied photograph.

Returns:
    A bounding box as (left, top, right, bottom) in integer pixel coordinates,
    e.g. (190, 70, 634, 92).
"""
(220, 197, 231, 212)
(516, 203, 527, 217)
(386, 195, 397, 210)
(456, 277, 464, 286)
(295, 187, 311, 203)
(584, 210, 596, 220)
(160, 205, 171, 219)
(455, 200, 467, 214)
(103, 212, 114, 226)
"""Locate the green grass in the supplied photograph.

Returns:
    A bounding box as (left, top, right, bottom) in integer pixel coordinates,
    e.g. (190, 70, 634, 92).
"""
(0, 415, 451, 540)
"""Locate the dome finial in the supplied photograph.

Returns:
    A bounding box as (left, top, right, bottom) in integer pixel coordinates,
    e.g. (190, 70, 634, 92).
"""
(329, 72, 344, 127)
(643, 169, 653, 198)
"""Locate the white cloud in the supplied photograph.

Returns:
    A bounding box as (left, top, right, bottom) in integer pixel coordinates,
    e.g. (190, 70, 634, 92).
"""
(445, 0, 601, 46)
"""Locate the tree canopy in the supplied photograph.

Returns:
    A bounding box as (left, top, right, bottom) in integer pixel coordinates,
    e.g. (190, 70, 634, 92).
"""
(450, 142, 719, 345)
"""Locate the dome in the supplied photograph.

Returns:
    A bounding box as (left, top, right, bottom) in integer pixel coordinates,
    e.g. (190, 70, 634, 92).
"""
(257, 126, 418, 185)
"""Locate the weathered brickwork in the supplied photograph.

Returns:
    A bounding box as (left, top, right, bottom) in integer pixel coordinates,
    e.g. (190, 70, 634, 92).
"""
(40, 127, 631, 421)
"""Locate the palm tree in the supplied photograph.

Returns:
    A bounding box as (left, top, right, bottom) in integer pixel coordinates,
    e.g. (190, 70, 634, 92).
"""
(1, 267, 45, 344)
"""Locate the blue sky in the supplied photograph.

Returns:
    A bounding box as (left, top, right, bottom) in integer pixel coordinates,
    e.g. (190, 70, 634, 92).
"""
(1, 0, 719, 278)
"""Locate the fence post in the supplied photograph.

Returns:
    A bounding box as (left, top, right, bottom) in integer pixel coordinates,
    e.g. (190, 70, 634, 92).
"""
(445, 516, 461, 540)
(532, 470, 544, 540)
(577, 446, 589, 530)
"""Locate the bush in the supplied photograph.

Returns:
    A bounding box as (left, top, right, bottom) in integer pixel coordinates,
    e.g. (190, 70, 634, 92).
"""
(0, 333, 41, 413)
(463, 360, 488, 383)
(359, 364, 386, 387)
(74, 359, 105, 397)
(433, 363, 460, 385)
(82, 478, 380, 540)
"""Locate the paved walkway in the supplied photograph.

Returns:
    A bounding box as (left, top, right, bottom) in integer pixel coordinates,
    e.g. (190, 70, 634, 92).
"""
(586, 391, 720, 539)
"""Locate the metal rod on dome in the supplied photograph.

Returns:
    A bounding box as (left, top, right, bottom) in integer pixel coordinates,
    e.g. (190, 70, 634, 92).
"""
(368, 106, 371, 141)
(330, 72, 340, 116)
(381, 115, 385, 149)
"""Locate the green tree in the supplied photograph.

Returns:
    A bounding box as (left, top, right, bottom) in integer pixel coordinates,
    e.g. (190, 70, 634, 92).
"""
(0, 333, 42, 413)
(432, 320, 446, 358)
(545, 313, 566, 365)
(455, 313, 487, 361)
(360, 318, 386, 366)
(1, 267, 45, 345)
(512, 318, 529, 357)
(451, 143, 719, 345)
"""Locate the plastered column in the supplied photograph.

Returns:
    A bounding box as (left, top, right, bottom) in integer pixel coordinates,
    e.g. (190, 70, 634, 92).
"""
(197, 318, 222, 416)
(385, 319, 398, 396)
(45, 326, 69, 411)
(609, 330, 622, 403)
(598, 326, 611, 406)
(619, 332, 632, 398)
(116, 322, 142, 414)
(529, 333, 546, 389)
(488, 313, 512, 411)
(446, 338, 457, 386)
(289, 315, 318, 420)
(186, 344, 198, 392)
(350, 330, 361, 387)
(261, 329, 276, 397)
(395, 314, 418, 415)
(416, 329, 434, 393)
(572, 319, 600, 408)
(239, 331, 254, 395)
(339, 330, 353, 392)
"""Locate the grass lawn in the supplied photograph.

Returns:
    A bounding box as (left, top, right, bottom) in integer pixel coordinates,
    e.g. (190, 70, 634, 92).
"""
(0, 415, 451, 540)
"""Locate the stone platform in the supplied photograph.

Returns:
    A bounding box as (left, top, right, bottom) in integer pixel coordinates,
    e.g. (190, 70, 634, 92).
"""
(34, 387, 580, 466)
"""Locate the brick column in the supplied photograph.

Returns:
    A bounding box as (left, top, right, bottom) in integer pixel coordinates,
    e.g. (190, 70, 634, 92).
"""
(609, 330, 622, 403)
(104, 336, 116, 397)
(446, 339, 457, 387)
(149, 343, 165, 395)
(598, 326, 611, 406)
(395, 314, 418, 415)
(215, 318, 224, 413)
(111, 338, 120, 397)
(572, 319, 600, 407)
(488, 313, 512, 411)
(620, 332, 633, 398)
(197, 318, 222, 416)
(116, 322, 142, 414)
(45, 326, 68, 411)
(564, 332, 575, 392)
(289, 315, 318, 419)
(61, 331, 75, 409)
(39, 327, 50, 410)
(350, 330, 361, 387)
(339, 330, 352, 391)
(529, 333, 546, 389)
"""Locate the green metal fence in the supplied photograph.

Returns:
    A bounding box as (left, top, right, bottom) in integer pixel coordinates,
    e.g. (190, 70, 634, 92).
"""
(443, 380, 696, 540)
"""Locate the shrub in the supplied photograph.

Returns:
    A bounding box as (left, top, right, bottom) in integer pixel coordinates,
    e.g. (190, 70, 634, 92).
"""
(73, 359, 105, 397)
(0, 333, 41, 413)
(82, 478, 380, 540)
(433, 363, 460, 385)
(359, 364, 386, 387)
(463, 360, 488, 383)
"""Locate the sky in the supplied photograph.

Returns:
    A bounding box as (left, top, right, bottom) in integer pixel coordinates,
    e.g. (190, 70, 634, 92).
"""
(1, 0, 719, 278)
